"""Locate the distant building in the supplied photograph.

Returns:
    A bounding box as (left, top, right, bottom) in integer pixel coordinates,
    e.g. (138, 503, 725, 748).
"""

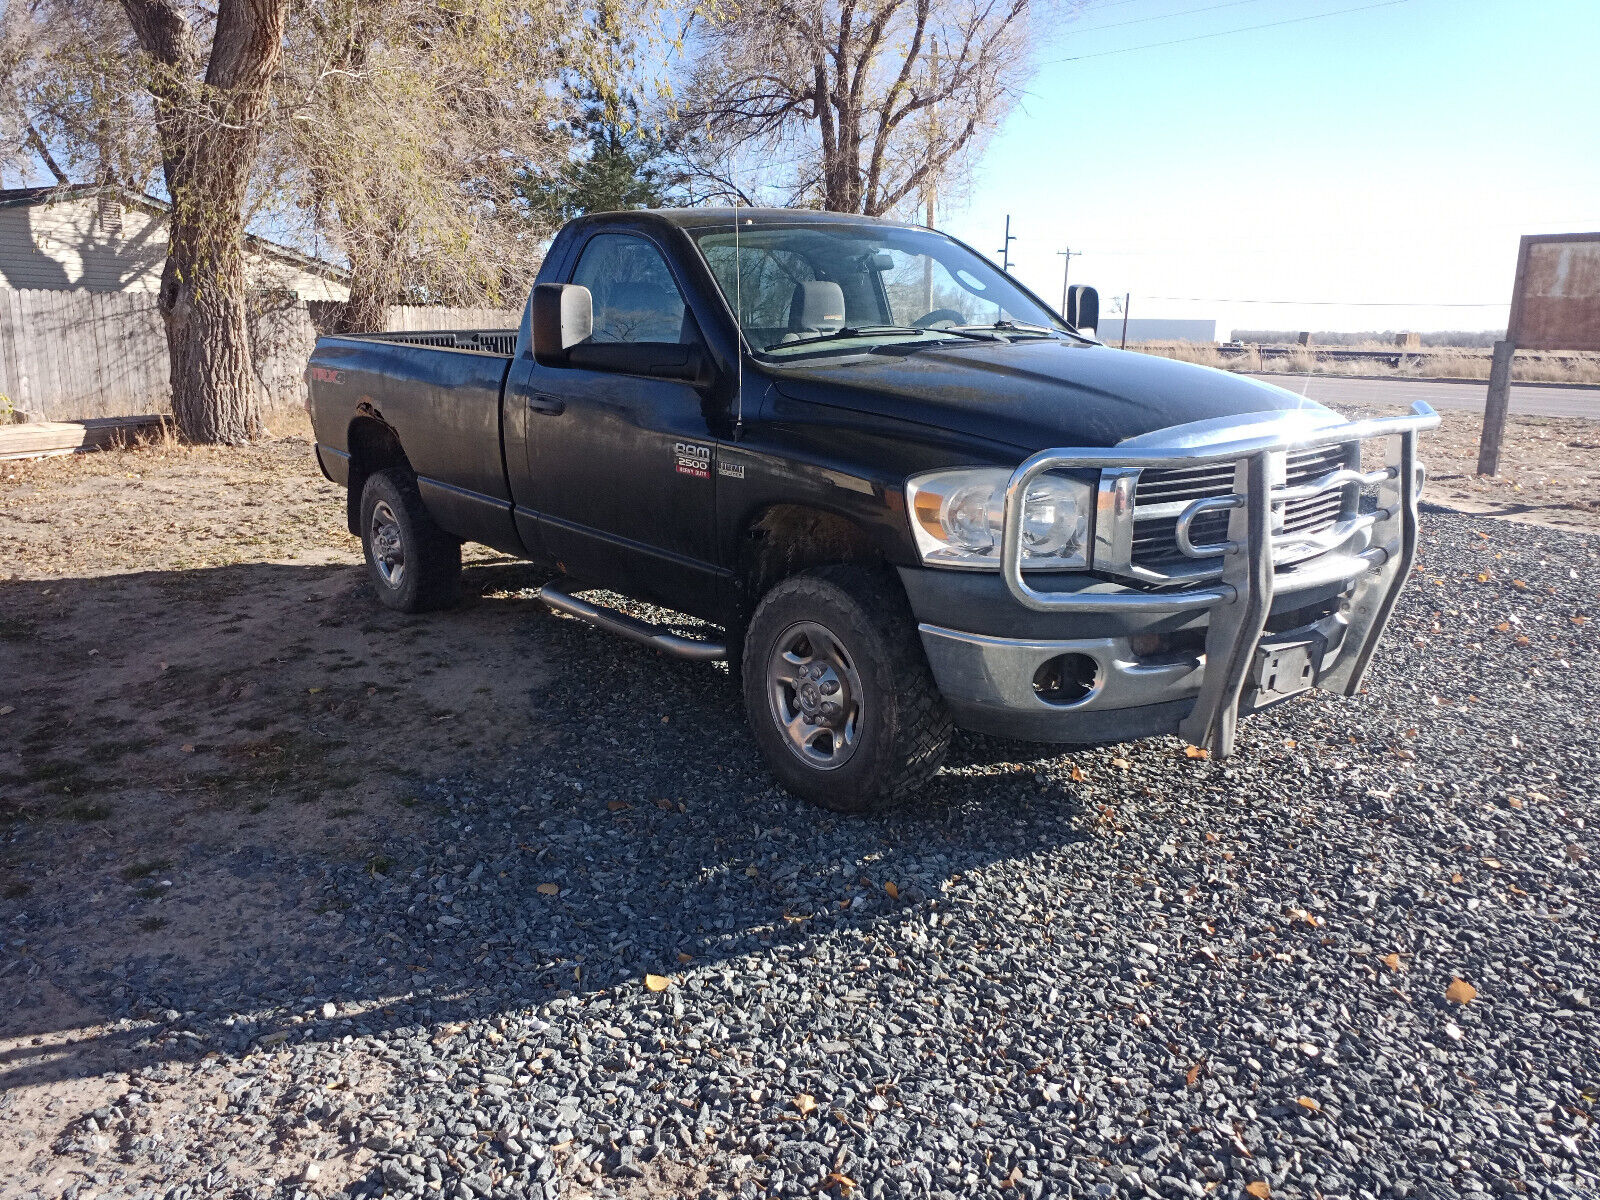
(1094, 316, 1217, 344)
(0, 184, 349, 300)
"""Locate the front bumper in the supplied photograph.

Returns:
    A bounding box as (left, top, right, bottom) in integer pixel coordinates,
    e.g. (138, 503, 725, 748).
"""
(913, 401, 1439, 754)
(919, 589, 1350, 743)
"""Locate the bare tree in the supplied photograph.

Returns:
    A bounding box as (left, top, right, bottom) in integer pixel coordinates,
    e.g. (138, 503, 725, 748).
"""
(0, 3, 161, 191)
(114, 0, 292, 444)
(1, 0, 585, 435)
(268, 0, 580, 334)
(672, 0, 1042, 216)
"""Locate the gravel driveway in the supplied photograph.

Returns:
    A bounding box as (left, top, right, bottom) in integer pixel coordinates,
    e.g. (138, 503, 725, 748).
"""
(4, 509, 1597, 1200)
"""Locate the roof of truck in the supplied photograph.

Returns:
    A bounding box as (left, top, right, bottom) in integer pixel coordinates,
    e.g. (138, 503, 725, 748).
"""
(579, 207, 913, 231)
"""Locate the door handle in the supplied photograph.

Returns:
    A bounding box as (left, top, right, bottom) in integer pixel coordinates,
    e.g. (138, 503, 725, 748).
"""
(526, 394, 565, 416)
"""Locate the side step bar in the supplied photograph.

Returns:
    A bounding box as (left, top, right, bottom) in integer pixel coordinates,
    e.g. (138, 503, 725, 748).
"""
(535, 581, 727, 662)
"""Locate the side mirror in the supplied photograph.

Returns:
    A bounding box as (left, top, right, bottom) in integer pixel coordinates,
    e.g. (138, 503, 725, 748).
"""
(532, 283, 593, 367)
(1066, 284, 1099, 334)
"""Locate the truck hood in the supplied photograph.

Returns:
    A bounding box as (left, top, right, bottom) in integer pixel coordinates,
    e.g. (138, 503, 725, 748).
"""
(766, 339, 1334, 450)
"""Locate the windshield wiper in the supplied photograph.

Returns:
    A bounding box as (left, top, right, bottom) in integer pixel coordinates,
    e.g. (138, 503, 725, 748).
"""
(952, 320, 1061, 338)
(764, 326, 936, 352)
(766, 325, 1006, 352)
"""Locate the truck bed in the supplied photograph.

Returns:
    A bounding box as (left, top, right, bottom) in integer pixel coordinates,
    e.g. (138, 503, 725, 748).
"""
(307, 328, 520, 553)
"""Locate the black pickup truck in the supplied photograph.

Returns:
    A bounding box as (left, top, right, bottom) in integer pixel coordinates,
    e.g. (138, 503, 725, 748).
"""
(307, 207, 1437, 811)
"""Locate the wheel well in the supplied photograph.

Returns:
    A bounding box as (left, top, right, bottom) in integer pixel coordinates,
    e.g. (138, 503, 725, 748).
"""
(345, 417, 411, 535)
(741, 505, 883, 614)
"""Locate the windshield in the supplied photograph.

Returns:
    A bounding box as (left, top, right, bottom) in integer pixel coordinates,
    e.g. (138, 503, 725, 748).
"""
(691, 221, 1070, 356)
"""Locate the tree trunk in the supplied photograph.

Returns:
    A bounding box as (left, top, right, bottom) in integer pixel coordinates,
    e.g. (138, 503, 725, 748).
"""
(159, 215, 260, 443)
(119, 0, 289, 444)
(330, 282, 391, 336)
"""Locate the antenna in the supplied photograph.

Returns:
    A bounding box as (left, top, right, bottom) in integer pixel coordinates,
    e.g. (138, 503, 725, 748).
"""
(733, 204, 744, 439)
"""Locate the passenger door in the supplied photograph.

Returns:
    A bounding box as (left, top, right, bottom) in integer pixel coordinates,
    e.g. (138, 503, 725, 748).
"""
(509, 232, 723, 611)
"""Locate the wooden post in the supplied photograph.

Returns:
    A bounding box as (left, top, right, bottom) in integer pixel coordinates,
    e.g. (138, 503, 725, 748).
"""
(1476, 339, 1516, 476)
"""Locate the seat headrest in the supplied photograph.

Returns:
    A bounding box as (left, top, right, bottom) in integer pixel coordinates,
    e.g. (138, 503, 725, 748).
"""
(789, 281, 847, 333)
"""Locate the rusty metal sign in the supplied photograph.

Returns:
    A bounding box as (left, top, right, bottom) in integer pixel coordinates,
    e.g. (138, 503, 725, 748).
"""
(1507, 233, 1600, 352)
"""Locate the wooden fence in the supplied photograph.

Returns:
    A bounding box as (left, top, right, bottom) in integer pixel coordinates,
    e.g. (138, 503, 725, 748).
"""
(0, 288, 520, 423)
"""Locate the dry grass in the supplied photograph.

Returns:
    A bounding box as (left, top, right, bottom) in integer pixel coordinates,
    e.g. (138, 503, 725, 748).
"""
(1131, 342, 1600, 385)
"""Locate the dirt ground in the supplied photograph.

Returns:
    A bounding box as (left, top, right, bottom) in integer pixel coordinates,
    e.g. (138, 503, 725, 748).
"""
(1332, 402, 1600, 533)
(0, 431, 580, 1197)
(0, 404, 1596, 1197)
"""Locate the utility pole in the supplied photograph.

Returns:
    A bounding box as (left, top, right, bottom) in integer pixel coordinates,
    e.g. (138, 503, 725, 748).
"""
(998, 215, 1015, 272)
(1056, 247, 1083, 314)
(1120, 292, 1131, 349)
(921, 38, 939, 314)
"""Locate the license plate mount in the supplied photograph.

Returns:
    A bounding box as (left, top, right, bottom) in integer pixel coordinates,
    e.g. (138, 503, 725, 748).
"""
(1246, 636, 1320, 711)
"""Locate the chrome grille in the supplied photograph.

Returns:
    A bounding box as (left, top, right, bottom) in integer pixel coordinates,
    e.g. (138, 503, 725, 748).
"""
(1131, 444, 1353, 567)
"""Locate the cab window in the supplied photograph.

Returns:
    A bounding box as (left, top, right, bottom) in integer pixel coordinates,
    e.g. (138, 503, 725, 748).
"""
(571, 234, 693, 344)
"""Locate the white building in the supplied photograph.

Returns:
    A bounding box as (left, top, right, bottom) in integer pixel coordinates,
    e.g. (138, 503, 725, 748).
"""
(1095, 316, 1218, 345)
(0, 184, 348, 299)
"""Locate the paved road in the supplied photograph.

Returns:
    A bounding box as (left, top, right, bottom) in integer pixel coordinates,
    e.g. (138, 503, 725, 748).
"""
(1247, 373, 1599, 419)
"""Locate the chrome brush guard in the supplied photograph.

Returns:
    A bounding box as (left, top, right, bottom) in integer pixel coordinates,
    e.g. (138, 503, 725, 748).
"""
(998, 401, 1440, 757)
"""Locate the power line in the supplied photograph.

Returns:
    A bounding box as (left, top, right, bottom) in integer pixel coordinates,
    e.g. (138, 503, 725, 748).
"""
(1140, 296, 1506, 307)
(1067, 0, 1275, 38)
(1039, 0, 1413, 65)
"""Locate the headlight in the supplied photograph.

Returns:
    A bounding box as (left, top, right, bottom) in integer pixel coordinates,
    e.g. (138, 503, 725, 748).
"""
(906, 468, 1093, 570)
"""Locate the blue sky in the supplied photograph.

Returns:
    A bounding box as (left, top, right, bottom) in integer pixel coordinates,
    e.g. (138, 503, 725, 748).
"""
(941, 0, 1600, 335)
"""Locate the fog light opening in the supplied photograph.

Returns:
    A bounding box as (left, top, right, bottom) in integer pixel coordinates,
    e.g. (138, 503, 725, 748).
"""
(1033, 653, 1099, 706)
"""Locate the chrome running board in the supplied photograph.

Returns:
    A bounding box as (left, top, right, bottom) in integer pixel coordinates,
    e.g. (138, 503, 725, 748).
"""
(535, 581, 727, 662)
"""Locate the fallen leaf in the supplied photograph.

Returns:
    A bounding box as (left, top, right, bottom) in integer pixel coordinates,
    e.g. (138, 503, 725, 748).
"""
(1111, 757, 1131, 770)
(536, 883, 560, 896)
(1000, 1165, 1023, 1189)
(1283, 738, 1297, 750)
(1295, 1096, 1321, 1113)
(745, 864, 759, 877)
(823, 1171, 857, 1193)
(1184, 746, 1209, 759)
(1070, 765, 1087, 783)
(1451, 873, 1464, 883)
(1515, 635, 1531, 646)
(308, 686, 323, 694)
(1446, 978, 1478, 1005)
(1476, 572, 1492, 583)
(1481, 857, 1503, 869)
(677, 952, 693, 964)
(606, 800, 631, 812)
(884, 881, 899, 900)
(1185, 1060, 1204, 1087)
(1380, 952, 1403, 972)
(794, 1093, 817, 1116)
(644, 974, 670, 992)
(0, 705, 13, 716)
(180, 743, 195, 754)
(1513, 580, 1528, 591)
(1494, 621, 1510, 632)
(1574, 615, 1589, 626)
(1246, 1183, 1271, 1199)
(1507, 797, 1525, 810)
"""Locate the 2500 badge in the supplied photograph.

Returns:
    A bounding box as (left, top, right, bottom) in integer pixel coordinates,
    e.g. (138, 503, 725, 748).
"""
(674, 442, 711, 479)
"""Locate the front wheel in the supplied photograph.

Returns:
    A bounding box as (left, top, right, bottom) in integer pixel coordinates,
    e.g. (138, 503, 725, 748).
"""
(741, 565, 952, 812)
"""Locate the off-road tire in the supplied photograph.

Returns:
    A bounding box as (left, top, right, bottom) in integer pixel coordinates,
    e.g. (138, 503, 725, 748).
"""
(742, 565, 952, 812)
(359, 469, 461, 613)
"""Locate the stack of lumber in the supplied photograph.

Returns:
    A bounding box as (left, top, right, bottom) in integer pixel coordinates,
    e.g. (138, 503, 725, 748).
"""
(0, 415, 165, 461)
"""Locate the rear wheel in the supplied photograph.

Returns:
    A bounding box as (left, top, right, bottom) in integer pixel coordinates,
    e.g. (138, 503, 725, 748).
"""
(742, 565, 952, 812)
(359, 469, 461, 612)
